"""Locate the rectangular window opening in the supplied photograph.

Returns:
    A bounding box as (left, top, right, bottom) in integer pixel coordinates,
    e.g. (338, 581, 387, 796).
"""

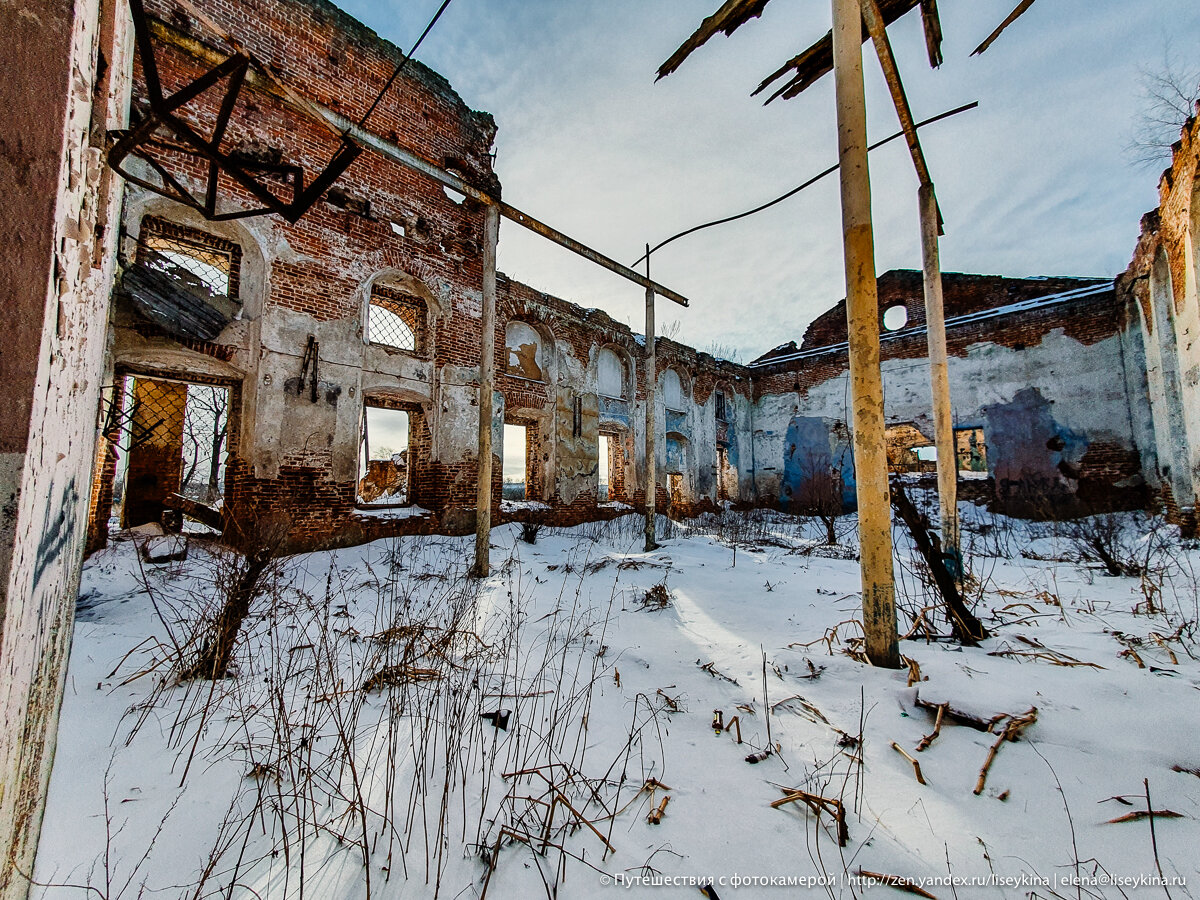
(598, 434, 611, 501)
(503, 422, 529, 501)
(955, 427, 989, 477)
(137, 217, 240, 303)
(358, 405, 411, 505)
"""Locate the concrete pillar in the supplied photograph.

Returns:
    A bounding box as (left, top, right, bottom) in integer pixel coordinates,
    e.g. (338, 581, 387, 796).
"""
(473, 202, 500, 577)
(919, 183, 960, 566)
(830, 0, 900, 668)
(644, 250, 658, 552)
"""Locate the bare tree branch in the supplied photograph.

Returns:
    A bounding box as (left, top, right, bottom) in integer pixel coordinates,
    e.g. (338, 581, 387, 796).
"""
(1127, 39, 1200, 169)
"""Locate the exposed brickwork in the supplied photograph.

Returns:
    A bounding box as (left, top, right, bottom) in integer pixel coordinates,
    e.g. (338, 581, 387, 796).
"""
(1117, 103, 1200, 524)
(752, 272, 1122, 401)
(94, 0, 1162, 556)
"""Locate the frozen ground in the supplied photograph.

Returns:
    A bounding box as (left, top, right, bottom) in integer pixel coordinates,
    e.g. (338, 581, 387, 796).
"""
(29, 501, 1200, 898)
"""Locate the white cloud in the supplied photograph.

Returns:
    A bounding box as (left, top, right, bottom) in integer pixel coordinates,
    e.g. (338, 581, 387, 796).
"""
(336, 0, 1200, 358)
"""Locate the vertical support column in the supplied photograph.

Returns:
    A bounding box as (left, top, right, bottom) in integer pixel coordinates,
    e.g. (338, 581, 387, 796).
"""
(473, 202, 500, 578)
(831, 0, 900, 667)
(919, 182, 960, 568)
(644, 247, 658, 552)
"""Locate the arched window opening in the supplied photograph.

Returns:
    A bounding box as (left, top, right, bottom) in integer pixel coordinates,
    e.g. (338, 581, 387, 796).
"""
(368, 285, 426, 354)
(663, 369, 684, 411)
(505, 321, 547, 381)
(598, 347, 627, 399)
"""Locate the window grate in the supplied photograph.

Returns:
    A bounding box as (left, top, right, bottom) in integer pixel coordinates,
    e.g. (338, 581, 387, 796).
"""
(137, 217, 240, 301)
(368, 287, 424, 354)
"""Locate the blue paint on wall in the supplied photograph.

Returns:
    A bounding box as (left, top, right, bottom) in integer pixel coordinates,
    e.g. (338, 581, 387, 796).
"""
(666, 434, 687, 473)
(599, 396, 631, 429)
(780, 416, 856, 510)
(665, 409, 688, 435)
(983, 386, 1089, 515)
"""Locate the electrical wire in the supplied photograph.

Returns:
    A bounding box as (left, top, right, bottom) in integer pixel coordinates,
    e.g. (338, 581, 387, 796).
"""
(355, 0, 455, 130)
(632, 100, 978, 267)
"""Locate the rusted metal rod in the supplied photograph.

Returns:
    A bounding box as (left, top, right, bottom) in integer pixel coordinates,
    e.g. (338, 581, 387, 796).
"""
(831, 0, 900, 668)
(859, 0, 930, 186)
(142, 21, 691, 306)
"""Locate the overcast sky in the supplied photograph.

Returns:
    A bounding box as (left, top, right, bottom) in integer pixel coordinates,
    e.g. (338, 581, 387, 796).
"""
(335, 0, 1200, 361)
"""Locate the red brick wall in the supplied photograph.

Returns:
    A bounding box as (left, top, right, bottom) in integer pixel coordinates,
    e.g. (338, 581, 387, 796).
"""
(752, 276, 1123, 401)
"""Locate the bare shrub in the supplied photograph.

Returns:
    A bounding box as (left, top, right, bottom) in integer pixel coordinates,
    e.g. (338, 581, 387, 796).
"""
(180, 514, 291, 680)
(788, 452, 844, 546)
(1062, 511, 1168, 579)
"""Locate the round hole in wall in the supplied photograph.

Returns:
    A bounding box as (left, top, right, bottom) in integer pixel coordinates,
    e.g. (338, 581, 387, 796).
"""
(883, 305, 908, 331)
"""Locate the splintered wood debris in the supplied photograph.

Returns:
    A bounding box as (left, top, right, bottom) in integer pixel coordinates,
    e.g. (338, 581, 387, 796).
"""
(656, 0, 772, 80)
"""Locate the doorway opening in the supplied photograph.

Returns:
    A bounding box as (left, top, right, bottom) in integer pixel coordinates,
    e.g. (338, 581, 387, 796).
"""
(598, 434, 611, 500)
(113, 373, 231, 530)
(358, 404, 410, 505)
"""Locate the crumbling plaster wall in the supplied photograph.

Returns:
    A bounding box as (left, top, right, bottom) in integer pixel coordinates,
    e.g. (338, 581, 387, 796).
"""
(97, 0, 502, 548)
(0, 0, 129, 895)
(1119, 107, 1200, 518)
(495, 280, 754, 519)
(751, 277, 1146, 515)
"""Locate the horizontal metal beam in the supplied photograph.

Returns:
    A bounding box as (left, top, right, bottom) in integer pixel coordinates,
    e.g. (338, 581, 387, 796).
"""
(141, 19, 691, 306)
(326, 111, 689, 307)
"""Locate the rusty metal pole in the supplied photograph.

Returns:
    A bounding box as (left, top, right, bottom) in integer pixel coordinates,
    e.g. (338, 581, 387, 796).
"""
(831, 0, 900, 667)
(644, 246, 658, 552)
(473, 202, 500, 578)
(919, 182, 960, 568)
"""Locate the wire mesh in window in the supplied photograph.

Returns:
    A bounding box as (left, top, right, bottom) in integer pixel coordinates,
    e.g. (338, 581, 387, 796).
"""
(137, 217, 240, 301)
(368, 288, 424, 353)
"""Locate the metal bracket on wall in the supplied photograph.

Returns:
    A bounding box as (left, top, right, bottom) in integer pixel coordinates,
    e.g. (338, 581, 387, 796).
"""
(298, 335, 319, 402)
(107, 0, 361, 223)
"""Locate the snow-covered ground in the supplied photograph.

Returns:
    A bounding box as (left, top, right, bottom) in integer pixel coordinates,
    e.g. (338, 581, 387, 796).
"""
(30, 502, 1200, 898)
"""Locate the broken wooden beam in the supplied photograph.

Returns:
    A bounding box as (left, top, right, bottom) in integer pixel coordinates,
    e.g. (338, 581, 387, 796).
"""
(891, 741, 927, 784)
(656, 0, 771, 81)
(973, 707, 1037, 795)
(892, 481, 987, 644)
(163, 493, 224, 531)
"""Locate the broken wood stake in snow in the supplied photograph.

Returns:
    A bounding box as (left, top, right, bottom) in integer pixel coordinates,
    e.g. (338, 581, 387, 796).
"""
(973, 706, 1037, 795)
(891, 741, 927, 785)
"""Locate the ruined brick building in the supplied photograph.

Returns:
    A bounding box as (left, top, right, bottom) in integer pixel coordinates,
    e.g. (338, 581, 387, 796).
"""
(4, 0, 1200, 895)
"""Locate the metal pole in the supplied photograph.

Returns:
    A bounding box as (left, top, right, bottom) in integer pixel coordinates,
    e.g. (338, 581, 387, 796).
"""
(831, 0, 900, 668)
(919, 182, 959, 567)
(859, 0, 960, 569)
(644, 245, 658, 552)
(473, 202, 500, 578)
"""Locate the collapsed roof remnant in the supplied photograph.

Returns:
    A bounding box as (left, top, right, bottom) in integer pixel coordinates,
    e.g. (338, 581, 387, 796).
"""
(120, 256, 230, 341)
(656, 0, 771, 81)
(971, 0, 1039, 56)
(751, 0, 922, 103)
